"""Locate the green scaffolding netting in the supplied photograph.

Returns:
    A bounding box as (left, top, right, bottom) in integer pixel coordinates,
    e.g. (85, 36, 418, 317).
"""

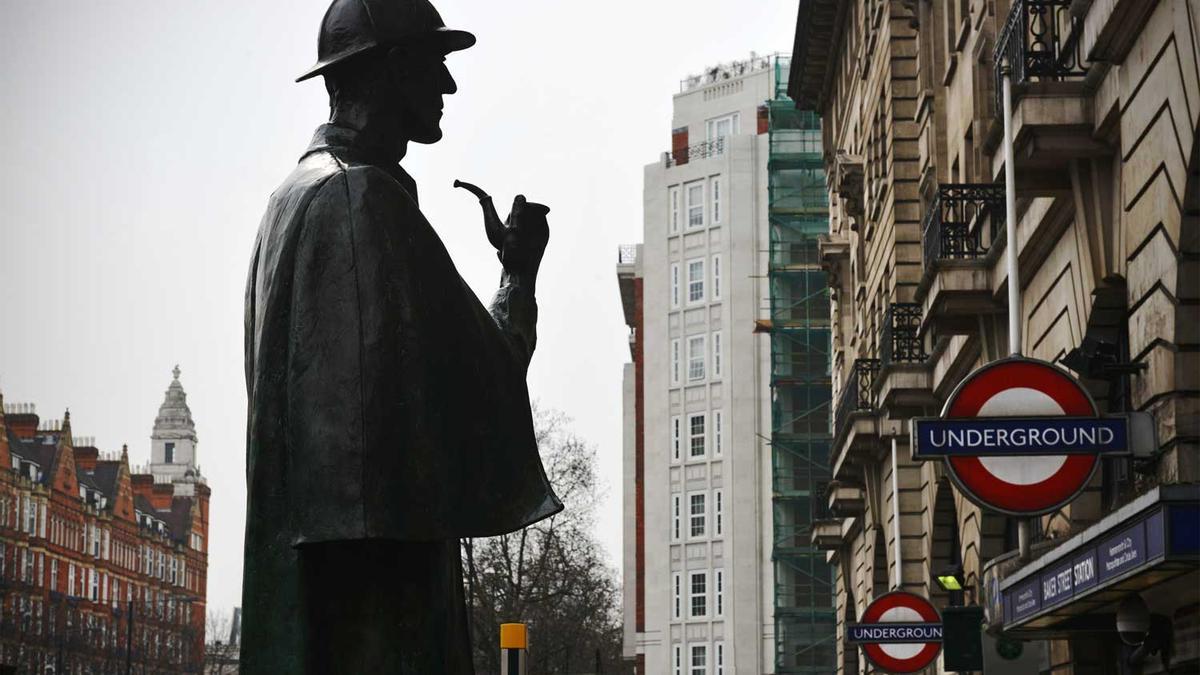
(769, 56, 837, 675)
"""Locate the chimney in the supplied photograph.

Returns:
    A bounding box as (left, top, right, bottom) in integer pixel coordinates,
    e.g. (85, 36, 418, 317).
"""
(6, 402, 39, 439)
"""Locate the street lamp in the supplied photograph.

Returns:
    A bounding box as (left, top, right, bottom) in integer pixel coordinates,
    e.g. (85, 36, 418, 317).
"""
(934, 562, 966, 607)
(934, 563, 964, 592)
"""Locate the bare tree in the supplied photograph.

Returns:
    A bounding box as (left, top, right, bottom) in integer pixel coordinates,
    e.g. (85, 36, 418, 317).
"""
(463, 406, 628, 674)
(203, 610, 239, 675)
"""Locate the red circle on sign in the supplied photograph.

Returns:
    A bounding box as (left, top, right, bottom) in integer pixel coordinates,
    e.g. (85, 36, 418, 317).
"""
(859, 591, 942, 673)
(944, 359, 1100, 515)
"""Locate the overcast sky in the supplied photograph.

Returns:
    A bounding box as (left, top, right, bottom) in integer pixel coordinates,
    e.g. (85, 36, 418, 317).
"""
(0, 0, 797, 617)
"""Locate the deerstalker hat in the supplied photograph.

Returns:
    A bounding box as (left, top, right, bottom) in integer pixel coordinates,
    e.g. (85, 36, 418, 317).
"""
(296, 0, 475, 83)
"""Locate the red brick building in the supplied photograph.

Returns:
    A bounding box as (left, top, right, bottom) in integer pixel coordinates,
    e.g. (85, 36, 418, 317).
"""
(0, 368, 210, 674)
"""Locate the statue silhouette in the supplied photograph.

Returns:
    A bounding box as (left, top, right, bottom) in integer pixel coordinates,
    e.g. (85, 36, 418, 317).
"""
(240, 1, 560, 672)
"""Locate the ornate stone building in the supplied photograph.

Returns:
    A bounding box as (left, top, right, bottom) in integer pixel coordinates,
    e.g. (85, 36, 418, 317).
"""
(788, 0, 1198, 672)
(0, 367, 210, 673)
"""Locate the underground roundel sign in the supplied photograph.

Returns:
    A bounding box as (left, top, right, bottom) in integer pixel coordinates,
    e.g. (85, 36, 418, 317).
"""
(911, 357, 1134, 515)
(848, 591, 942, 673)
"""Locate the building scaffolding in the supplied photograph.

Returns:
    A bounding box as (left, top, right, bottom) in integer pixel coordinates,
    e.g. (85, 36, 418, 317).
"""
(767, 56, 837, 674)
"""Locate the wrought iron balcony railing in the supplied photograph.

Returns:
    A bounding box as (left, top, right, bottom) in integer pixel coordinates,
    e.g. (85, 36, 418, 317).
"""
(994, 0, 1089, 117)
(834, 358, 880, 442)
(664, 137, 726, 167)
(881, 303, 926, 366)
(922, 183, 1006, 263)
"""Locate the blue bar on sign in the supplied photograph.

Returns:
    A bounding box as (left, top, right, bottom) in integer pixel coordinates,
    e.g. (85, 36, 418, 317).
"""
(911, 417, 1129, 458)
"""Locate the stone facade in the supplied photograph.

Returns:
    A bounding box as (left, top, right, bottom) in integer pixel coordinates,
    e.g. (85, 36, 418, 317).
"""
(789, 0, 1199, 672)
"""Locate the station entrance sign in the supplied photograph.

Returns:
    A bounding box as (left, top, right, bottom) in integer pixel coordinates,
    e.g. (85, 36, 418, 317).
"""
(912, 357, 1138, 515)
(848, 591, 943, 673)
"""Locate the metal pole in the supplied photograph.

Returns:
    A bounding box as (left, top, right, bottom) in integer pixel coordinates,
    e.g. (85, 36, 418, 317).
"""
(1001, 64, 1021, 357)
(125, 600, 133, 675)
(891, 437, 903, 589)
(1003, 62, 1036, 563)
(500, 623, 528, 675)
(1018, 519, 1032, 563)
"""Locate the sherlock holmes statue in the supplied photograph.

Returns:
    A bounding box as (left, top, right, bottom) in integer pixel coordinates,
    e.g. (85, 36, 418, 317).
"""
(240, 0, 562, 672)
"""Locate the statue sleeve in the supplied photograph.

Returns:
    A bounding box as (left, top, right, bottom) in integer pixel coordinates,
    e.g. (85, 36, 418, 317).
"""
(487, 274, 538, 369)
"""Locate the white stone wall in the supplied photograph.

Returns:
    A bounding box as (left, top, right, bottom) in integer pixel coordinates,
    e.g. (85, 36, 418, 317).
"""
(636, 64, 778, 674)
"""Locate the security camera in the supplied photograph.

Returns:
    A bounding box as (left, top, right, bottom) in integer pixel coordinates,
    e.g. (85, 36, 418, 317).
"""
(1116, 594, 1150, 646)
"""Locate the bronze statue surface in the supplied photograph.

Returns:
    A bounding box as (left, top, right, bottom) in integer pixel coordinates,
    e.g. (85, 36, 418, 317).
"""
(240, 0, 561, 671)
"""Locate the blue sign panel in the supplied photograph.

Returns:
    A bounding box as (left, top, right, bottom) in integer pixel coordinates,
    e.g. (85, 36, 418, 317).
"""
(848, 623, 943, 644)
(1170, 505, 1200, 555)
(1099, 522, 1146, 583)
(1002, 504, 1200, 627)
(1071, 549, 1098, 595)
(1146, 510, 1165, 560)
(912, 416, 1129, 458)
(1011, 578, 1041, 620)
(1041, 558, 1075, 609)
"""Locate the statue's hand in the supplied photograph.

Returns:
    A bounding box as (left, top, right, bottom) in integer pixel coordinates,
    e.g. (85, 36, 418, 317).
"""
(499, 195, 550, 279)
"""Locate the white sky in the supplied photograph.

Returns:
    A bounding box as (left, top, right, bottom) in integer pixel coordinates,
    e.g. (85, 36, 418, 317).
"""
(0, 0, 798, 617)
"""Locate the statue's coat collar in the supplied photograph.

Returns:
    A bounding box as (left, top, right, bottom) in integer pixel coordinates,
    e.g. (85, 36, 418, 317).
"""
(304, 124, 418, 203)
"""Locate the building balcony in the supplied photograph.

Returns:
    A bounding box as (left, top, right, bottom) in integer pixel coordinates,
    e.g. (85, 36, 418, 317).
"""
(918, 184, 1007, 330)
(993, 0, 1089, 118)
(990, 0, 1110, 184)
(878, 303, 935, 411)
(811, 518, 856, 551)
(663, 137, 725, 168)
(832, 358, 881, 479)
(827, 480, 866, 517)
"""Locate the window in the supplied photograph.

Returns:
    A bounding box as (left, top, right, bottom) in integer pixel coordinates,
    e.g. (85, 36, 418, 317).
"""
(164, 442, 175, 464)
(690, 644, 708, 675)
(715, 568, 725, 617)
(672, 494, 682, 542)
(670, 187, 681, 234)
(711, 177, 721, 224)
(690, 572, 707, 618)
(672, 416, 682, 462)
(712, 331, 722, 377)
(25, 499, 36, 533)
(689, 414, 706, 458)
(712, 255, 722, 300)
(674, 645, 683, 675)
(706, 112, 740, 141)
(686, 182, 704, 228)
(670, 263, 681, 309)
(89, 568, 98, 602)
(672, 572, 682, 620)
(671, 339, 681, 386)
(715, 641, 725, 675)
(714, 410, 723, 457)
(687, 259, 705, 303)
(689, 493, 706, 538)
(714, 489, 724, 537)
(688, 336, 706, 381)
(49, 559, 57, 592)
(68, 564, 76, 597)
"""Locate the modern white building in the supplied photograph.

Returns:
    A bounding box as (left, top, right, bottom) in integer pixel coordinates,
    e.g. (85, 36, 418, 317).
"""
(620, 53, 815, 675)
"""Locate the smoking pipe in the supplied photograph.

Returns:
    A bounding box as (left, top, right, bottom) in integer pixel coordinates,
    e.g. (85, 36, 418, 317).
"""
(453, 179, 505, 251)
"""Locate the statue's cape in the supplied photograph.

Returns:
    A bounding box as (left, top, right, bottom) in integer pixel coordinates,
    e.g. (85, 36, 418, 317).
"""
(243, 124, 562, 548)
